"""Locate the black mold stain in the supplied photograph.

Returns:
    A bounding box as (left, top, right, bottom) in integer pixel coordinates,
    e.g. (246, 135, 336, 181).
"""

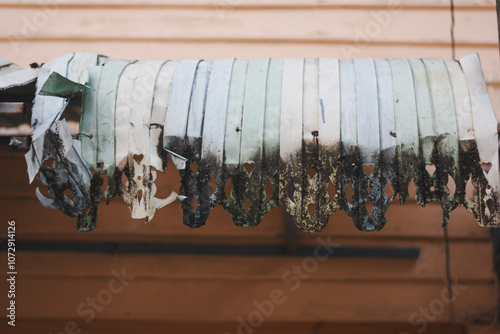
(221, 153, 276, 227)
(39, 123, 499, 231)
(279, 140, 341, 233)
(77, 171, 103, 232)
(157, 127, 170, 172)
(459, 140, 500, 227)
(340, 145, 396, 232)
(38, 126, 90, 217)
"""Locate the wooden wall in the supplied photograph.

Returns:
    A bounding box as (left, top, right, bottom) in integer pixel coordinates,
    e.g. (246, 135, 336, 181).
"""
(0, 1, 499, 333)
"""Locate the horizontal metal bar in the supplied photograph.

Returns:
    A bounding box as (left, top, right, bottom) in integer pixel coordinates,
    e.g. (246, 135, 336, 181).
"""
(0, 241, 420, 258)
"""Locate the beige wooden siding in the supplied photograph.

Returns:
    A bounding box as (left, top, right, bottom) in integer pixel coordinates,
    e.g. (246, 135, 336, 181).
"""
(1, 0, 499, 121)
(0, 1, 498, 333)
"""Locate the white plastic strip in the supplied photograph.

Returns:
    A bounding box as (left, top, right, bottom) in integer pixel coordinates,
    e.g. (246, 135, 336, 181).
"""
(302, 58, 320, 150)
(80, 65, 103, 170)
(318, 58, 340, 149)
(280, 58, 304, 164)
(186, 60, 213, 160)
(240, 58, 270, 164)
(340, 60, 357, 151)
(115, 63, 141, 171)
(445, 60, 475, 142)
(163, 59, 201, 169)
(374, 59, 396, 155)
(149, 61, 179, 171)
(201, 58, 235, 199)
(409, 58, 435, 163)
(355, 58, 379, 165)
(96, 59, 132, 174)
(224, 59, 248, 167)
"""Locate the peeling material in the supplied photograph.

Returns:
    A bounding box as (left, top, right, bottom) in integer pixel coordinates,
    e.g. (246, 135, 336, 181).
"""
(114, 60, 178, 222)
(33, 119, 91, 218)
(222, 57, 277, 227)
(176, 58, 235, 228)
(39, 72, 87, 98)
(1, 52, 497, 232)
(0, 57, 38, 91)
(459, 54, 500, 226)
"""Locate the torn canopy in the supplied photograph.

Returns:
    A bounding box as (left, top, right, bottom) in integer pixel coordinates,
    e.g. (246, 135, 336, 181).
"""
(17, 52, 500, 232)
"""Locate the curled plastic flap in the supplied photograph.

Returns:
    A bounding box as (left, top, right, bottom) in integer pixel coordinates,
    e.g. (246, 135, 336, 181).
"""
(24, 53, 98, 224)
(39, 71, 87, 97)
(33, 119, 91, 217)
(0, 58, 14, 69)
(459, 53, 500, 226)
(26, 53, 99, 183)
(31, 53, 76, 141)
(0, 67, 38, 90)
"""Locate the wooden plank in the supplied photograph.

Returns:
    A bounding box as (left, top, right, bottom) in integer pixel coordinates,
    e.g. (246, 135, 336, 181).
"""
(6, 238, 494, 280)
(486, 84, 500, 123)
(0, 320, 469, 334)
(467, 324, 500, 333)
(0, 0, 495, 9)
(1, 43, 498, 82)
(0, 8, 497, 45)
(0, 195, 491, 242)
(0, 270, 493, 322)
(3, 320, 476, 334)
(0, 41, 500, 83)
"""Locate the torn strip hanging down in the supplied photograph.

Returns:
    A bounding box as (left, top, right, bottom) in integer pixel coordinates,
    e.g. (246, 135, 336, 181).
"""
(8, 52, 499, 232)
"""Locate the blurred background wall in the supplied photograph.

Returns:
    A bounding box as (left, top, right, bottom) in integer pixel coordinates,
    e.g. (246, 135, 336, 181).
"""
(0, 0, 500, 333)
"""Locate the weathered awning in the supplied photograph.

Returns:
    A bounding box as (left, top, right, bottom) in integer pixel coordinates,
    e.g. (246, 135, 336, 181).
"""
(3, 52, 498, 232)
